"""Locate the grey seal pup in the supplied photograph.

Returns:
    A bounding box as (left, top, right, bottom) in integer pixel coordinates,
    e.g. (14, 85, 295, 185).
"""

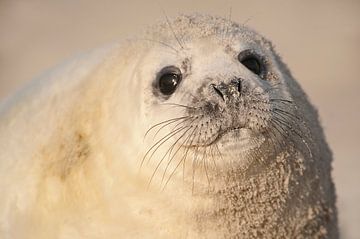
(0, 14, 338, 238)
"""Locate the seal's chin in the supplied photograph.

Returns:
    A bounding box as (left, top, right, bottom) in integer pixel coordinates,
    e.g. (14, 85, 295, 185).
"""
(217, 128, 266, 153)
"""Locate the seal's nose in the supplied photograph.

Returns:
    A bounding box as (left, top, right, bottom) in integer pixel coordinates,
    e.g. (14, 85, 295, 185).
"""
(211, 83, 226, 101)
(210, 78, 242, 102)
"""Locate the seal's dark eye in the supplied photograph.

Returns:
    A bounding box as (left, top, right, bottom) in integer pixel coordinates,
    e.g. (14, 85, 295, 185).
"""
(241, 57, 261, 75)
(237, 50, 265, 77)
(156, 66, 182, 96)
(159, 73, 181, 95)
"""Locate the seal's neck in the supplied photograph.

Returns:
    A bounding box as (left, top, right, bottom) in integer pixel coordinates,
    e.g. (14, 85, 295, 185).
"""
(185, 150, 324, 238)
(140, 145, 335, 237)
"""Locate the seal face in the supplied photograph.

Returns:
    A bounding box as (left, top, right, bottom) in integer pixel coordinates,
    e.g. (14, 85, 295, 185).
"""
(138, 15, 337, 237)
(142, 15, 300, 174)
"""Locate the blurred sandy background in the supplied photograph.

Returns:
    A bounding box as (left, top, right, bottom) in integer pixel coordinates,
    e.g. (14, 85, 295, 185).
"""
(0, 0, 359, 238)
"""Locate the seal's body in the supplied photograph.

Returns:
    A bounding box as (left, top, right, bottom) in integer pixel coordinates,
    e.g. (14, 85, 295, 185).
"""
(0, 14, 337, 238)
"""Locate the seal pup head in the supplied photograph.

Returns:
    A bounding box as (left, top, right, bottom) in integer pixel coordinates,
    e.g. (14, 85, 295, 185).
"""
(135, 14, 312, 187)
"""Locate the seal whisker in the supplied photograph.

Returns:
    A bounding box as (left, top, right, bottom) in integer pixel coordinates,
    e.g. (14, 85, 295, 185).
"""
(269, 120, 289, 143)
(159, 102, 196, 109)
(183, 127, 200, 183)
(269, 82, 284, 88)
(146, 118, 197, 166)
(260, 82, 285, 93)
(272, 108, 300, 120)
(267, 122, 288, 155)
(271, 116, 313, 158)
(199, 127, 211, 188)
(141, 125, 188, 168)
(242, 16, 253, 26)
(202, 145, 211, 189)
(214, 143, 224, 162)
(263, 129, 280, 156)
(273, 107, 313, 142)
(221, 7, 232, 45)
(153, 117, 193, 140)
(191, 145, 201, 194)
(270, 118, 302, 155)
(209, 145, 217, 171)
(209, 144, 221, 179)
(271, 117, 292, 137)
(162, 125, 198, 190)
(272, 111, 296, 125)
(263, 86, 282, 94)
(162, 11, 185, 50)
(144, 116, 190, 139)
(269, 98, 293, 104)
(139, 38, 180, 54)
(191, 123, 204, 193)
(148, 125, 193, 187)
(159, 125, 196, 184)
(148, 130, 185, 186)
(272, 116, 303, 137)
(148, 117, 195, 150)
(221, 11, 227, 44)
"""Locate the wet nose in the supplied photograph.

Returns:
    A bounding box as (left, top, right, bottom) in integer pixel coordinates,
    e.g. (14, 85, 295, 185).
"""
(210, 78, 242, 102)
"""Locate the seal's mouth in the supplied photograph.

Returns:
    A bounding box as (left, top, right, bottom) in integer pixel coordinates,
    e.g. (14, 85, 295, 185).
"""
(216, 127, 265, 151)
(184, 126, 264, 151)
(209, 127, 247, 145)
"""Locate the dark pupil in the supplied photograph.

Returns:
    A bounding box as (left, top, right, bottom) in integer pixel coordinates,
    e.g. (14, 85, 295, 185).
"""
(241, 57, 261, 75)
(159, 73, 179, 95)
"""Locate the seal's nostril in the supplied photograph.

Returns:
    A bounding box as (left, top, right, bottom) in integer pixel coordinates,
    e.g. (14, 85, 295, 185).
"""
(237, 80, 242, 94)
(231, 78, 242, 94)
(211, 84, 225, 101)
